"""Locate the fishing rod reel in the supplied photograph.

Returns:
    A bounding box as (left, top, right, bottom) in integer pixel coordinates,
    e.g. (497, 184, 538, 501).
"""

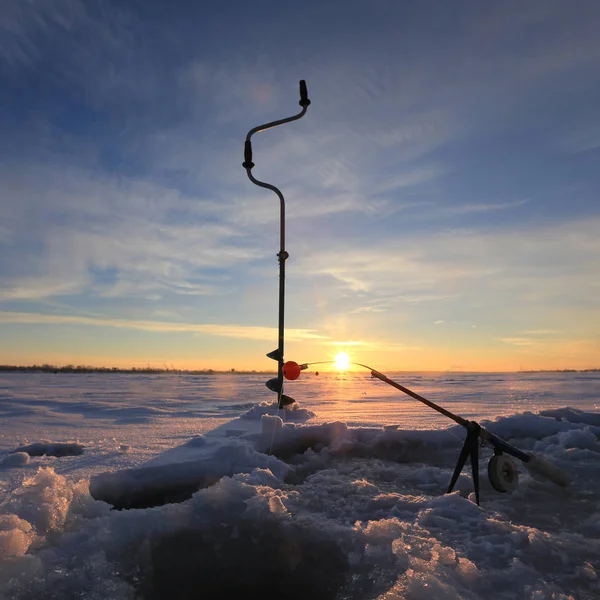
(488, 450, 519, 493)
(242, 81, 311, 409)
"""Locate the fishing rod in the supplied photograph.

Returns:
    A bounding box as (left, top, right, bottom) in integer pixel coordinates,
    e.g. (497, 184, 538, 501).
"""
(243, 80, 311, 409)
(281, 359, 570, 505)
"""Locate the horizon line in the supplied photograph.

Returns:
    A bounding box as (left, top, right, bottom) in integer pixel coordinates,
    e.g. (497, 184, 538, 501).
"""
(0, 364, 597, 375)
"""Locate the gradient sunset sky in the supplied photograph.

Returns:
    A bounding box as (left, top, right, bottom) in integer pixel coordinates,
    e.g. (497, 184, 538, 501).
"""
(1, 0, 599, 372)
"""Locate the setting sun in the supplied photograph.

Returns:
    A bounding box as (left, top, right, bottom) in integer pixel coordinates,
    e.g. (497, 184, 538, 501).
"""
(334, 352, 351, 371)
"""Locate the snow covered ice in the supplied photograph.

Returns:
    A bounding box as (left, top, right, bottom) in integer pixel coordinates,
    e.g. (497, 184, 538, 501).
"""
(0, 371, 599, 599)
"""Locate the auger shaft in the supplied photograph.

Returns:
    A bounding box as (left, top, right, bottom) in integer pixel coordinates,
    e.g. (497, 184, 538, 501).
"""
(243, 81, 310, 408)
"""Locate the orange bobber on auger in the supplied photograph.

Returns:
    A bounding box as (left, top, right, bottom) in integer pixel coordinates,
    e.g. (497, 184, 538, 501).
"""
(283, 361, 301, 380)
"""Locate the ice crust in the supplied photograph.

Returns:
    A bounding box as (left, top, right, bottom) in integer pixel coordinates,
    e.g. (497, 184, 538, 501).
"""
(0, 373, 598, 599)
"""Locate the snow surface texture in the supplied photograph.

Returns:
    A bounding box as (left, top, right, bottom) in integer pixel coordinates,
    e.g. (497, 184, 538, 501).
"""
(0, 371, 599, 599)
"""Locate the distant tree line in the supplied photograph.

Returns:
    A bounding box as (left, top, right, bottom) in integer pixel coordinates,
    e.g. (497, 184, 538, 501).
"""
(0, 364, 597, 375)
(0, 364, 275, 375)
(517, 368, 600, 373)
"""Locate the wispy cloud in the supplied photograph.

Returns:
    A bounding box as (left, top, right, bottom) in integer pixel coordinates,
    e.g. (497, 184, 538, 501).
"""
(350, 292, 456, 314)
(498, 337, 537, 347)
(521, 329, 561, 336)
(435, 199, 529, 217)
(325, 339, 418, 352)
(373, 165, 448, 195)
(497, 334, 600, 367)
(498, 329, 564, 348)
(0, 0, 80, 67)
(0, 311, 329, 342)
(561, 126, 600, 154)
(289, 214, 600, 349)
(0, 162, 261, 301)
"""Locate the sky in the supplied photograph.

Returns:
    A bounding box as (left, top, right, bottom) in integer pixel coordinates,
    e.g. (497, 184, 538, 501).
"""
(0, 0, 599, 372)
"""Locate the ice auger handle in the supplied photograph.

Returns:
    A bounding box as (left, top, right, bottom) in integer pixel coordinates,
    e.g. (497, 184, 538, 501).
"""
(299, 80, 311, 107)
(243, 141, 254, 169)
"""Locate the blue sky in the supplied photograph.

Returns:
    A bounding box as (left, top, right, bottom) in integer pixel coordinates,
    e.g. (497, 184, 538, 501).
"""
(1, 0, 599, 371)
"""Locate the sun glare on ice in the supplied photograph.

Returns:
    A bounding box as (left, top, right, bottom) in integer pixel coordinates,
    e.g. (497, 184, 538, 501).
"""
(334, 352, 350, 371)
